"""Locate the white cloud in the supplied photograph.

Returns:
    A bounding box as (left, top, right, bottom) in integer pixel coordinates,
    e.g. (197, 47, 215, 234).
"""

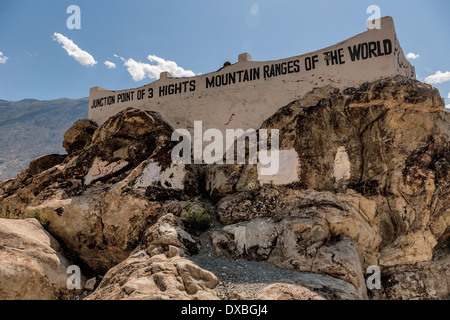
(425, 71, 450, 84)
(0, 52, 8, 64)
(104, 61, 116, 69)
(52, 32, 97, 66)
(115, 54, 195, 81)
(448, 92, 450, 99)
(123, 58, 154, 81)
(406, 52, 419, 60)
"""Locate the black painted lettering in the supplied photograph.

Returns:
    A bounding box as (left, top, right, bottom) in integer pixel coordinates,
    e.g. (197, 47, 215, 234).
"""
(368, 41, 377, 58)
(263, 65, 270, 79)
(253, 67, 260, 80)
(237, 70, 244, 82)
(305, 57, 312, 70)
(206, 77, 214, 88)
(274, 64, 281, 77)
(215, 75, 222, 87)
(376, 41, 384, 56)
(338, 48, 345, 64)
(361, 43, 368, 59)
(175, 83, 182, 94)
(269, 64, 275, 77)
(228, 72, 236, 84)
(312, 55, 318, 69)
(348, 44, 361, 61)
(288, 61, 294, 73)
(281, 62, 287, 74)
(189, 80, 196, 91)
(293, 59, 300, 72)
(383, 39, 392, 55)
(331, 50, 339, 65)
(242, 69, 249, 82)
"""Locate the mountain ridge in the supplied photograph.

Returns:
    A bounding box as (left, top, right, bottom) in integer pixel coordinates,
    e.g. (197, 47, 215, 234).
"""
(0, 97, 88, 181)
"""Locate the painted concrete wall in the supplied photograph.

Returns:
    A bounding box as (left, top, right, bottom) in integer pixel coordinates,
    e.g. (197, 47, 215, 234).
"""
(89, 17, 415, 135)
(87, 17, 416, 186)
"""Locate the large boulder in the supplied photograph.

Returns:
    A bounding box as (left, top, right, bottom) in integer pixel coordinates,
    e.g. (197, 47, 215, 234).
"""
(0, 76, 448, 300)
(378, 251, 450, 300)
(0, 108, 203, 273)
(257, 283, 326, 300)
(258, 76, 449, 257)
(25, 184, 162, 273)
(86, 251, 218, 300)
(63, 119, 98, 154)
(27, 154, 67, 176)
(208, 76, 449, 300)
(0, 218, 84, 300)
(87, 214, 218, 300)
(211, 197, 377, 298)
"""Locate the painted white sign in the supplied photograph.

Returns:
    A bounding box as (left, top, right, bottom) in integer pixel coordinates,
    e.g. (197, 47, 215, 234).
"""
(89, 17, 414, 137)
(334, 146, 351, 183)
(84, 158, 129, 185)
(257, 149, 299, 185)
(134, 162, 186, 190)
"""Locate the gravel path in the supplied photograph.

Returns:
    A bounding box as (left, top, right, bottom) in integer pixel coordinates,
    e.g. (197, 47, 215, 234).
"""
(191, 231, 316, 300)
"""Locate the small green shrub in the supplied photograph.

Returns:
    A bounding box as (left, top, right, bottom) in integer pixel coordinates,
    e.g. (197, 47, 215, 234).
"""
(27, 210, 50, 228)
(181, 200, 212, 232)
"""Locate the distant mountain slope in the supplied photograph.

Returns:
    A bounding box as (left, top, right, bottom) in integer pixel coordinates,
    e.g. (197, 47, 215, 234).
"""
(0, 98, 88, 181)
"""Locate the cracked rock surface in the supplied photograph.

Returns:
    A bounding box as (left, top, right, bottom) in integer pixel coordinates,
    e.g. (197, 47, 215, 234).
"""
(0, 76, 448, 300)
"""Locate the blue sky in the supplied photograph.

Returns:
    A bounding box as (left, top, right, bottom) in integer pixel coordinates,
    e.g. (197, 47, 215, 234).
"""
(0, 0, 449, 107)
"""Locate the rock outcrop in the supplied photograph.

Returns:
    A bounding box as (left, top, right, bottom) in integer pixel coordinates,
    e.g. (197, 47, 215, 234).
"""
(0, 218, 84, 300)
(0, 108, 200, 274)
(63, 119, 98, 155)
(0, 76, 448, 300)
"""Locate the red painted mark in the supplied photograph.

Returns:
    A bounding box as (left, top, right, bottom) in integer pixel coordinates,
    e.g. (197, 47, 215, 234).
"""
(92, 165, 102, 177)
(224, 113, 235, 126)
(92, 161, 122, 177)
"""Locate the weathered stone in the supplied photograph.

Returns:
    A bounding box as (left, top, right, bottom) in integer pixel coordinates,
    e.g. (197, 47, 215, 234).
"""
(378, 252, 450, 300)
(0, 109, 202, 274)
(205, 164, 242, 199)
(216, 188, 280, 225)
(212, 216, 369, 297)
(139, 213, 201, 257)
(25, 183, 162, 274)
(0, 76, 448, 301)
(63, 119, 98, 154)
(257, 283, 326, 300)
(91, 108, 173, 146)
(215, 189, 381, 264)
(27, 154, 67, 176)
(85, 278, 97, 291)
(86, 251, 218, 300)
(0, 218, 84, 300)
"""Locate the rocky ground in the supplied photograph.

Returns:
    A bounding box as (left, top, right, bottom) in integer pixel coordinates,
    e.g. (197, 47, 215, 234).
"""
(0, 76, 448, 300)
